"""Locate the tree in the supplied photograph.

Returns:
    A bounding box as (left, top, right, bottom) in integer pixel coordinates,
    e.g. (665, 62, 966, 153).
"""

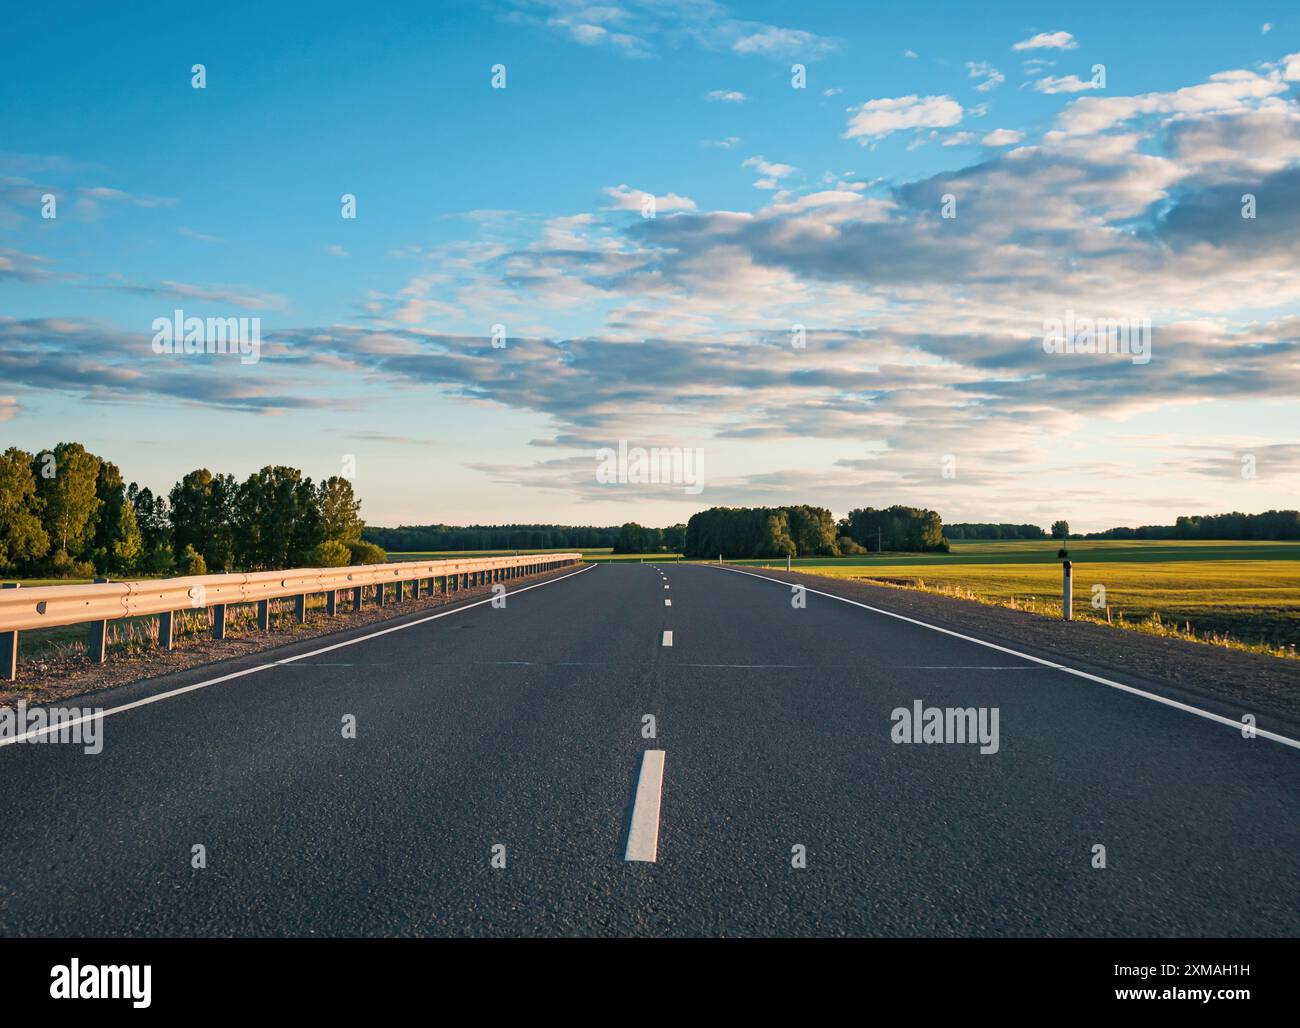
(177, 544, 207, 576)
(33, 443, 102, 558)
(347, 540, 387, 566)
(169, 469, 237, 572)
(317, 476, 364, 545)
(311, 539, 352, 567)
(234, 466, 323, 570)
(0, 447, 49, 571)
(91, 460, 142, 574)
(1051, 520, 1070, 539)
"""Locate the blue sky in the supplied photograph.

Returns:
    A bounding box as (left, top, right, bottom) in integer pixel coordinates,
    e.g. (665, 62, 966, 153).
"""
(2, 1, 1298, 531)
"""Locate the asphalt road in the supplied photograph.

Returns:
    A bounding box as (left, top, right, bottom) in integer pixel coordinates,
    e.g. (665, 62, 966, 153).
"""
(0, 562, 1295, 937)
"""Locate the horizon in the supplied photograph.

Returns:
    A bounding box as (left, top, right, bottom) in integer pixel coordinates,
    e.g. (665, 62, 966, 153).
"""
(4, 2, 1299, 535)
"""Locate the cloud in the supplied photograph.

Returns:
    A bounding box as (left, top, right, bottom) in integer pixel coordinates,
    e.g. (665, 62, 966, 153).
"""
(514, 2, 835, 61)
(179, 227, 225, 244)
(1032, 73, 1101, 94)
(701, 136, 742, 148)
(706, 89, 747, 103)
(966, 61, 1005, 92)
(981, 128, 1023, 146)
(0, 396, 17, 422)
(602, 184, 697, 212)
(731, 27, 834, 58)
(1012, 31, 1077, 51)
(743, 155, 797, 189)
(843, 95, 963, 142)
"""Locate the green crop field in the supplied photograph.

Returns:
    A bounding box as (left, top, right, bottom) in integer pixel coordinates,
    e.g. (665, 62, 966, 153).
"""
(730, 539, 1299, 654)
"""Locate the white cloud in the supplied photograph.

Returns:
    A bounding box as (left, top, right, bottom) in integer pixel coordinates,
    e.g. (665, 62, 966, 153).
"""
(701, 136, 742, 149)
(966, 61, 1005, 92)
(843, 94, 963, 142)
(706, 89, 747, 103)
(823, 87, 843, 96)
(981, 128, 1024, 146)
(743, 155, 797, 189)
(942, 132, 977, 146)
(1013, 31, 1078, 51)
(1262, 23, 1273, 34)
(732, 27, 834, 58)
(602, 184, 696, 212)
(1033, 74, 1102, 94)
(903, 49, 918, 59)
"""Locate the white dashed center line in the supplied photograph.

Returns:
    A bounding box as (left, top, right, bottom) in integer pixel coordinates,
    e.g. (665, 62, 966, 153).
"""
(662, 630, 673, 646)
(664, 598, 672, 606)
(624, 749, 666, 863)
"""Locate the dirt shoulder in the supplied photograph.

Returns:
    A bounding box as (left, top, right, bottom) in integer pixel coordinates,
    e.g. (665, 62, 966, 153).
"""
(0, 564, 588, 708)
(733, 566, 1300, 731)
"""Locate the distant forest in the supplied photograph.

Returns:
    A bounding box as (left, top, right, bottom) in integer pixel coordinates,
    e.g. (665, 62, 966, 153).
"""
(365, 509, 1300, 558)
(363, 524, 627, 552)
(1082, 510, 1300, 540)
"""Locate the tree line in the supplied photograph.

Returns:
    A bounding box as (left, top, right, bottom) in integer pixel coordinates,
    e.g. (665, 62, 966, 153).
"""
(363, 524, 627, 552)
(612, 523, 686, 553)
(1083, 510, 1300, 541)
(681, 505, 949, 558)
(0, 443, 382, 579)
(945, 522, 1047, 540)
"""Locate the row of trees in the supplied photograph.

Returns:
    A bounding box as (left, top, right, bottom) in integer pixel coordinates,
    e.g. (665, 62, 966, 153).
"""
(0, 443, 382, 578)
(613, 523, 687, 553)
(1084, 510, 1300, 540)
(363, 524, 624, 552)
(684, 506, 852, 559)
(945, 522, 1048, 540)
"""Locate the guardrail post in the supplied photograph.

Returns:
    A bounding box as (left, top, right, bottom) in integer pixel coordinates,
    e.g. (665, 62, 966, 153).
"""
(294, 594, 307, 623)
(376, 583, 387, 607)
(1, 583, 18, 681)
(257, 599, 270, 631)
(158, 610, 175, 650)
(326, 590, 338, 616)
(89, 577, 110, 663)
(411, 579, 421, 600)
(395, 580, 405, 603)
(1062, 560, 1073, 621)
(352, 586, 363, 612)
(212, 603, 227, 639)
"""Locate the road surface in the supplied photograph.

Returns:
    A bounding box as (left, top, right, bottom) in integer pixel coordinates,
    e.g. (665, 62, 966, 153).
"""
(0, 562, 1295, 936)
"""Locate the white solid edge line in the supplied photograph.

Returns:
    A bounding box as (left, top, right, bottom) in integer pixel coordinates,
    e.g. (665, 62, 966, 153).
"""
(662, 630, 673, 646)
(0, 563, 597, 749)
(712, 564, 1300, 751)
(625, 749, 666, 862)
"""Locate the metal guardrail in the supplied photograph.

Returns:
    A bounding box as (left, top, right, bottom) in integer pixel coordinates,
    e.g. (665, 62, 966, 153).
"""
(0, 553, 583, 680)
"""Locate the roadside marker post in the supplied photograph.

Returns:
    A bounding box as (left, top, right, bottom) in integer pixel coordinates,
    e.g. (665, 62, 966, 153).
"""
(1062, 560, 1073, 621)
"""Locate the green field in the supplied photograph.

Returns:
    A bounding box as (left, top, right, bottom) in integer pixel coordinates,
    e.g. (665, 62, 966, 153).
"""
(732, 540, 1299, 655)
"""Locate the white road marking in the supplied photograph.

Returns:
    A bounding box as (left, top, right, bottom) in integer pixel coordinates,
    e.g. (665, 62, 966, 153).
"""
(712, 565, 1300, 751)
(664, 585, 670, 590)
(625, 749, 666, 862)
(662, 630, 673, 646)
(665, 599, 672, 606)
(0, 563, 597, 749)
